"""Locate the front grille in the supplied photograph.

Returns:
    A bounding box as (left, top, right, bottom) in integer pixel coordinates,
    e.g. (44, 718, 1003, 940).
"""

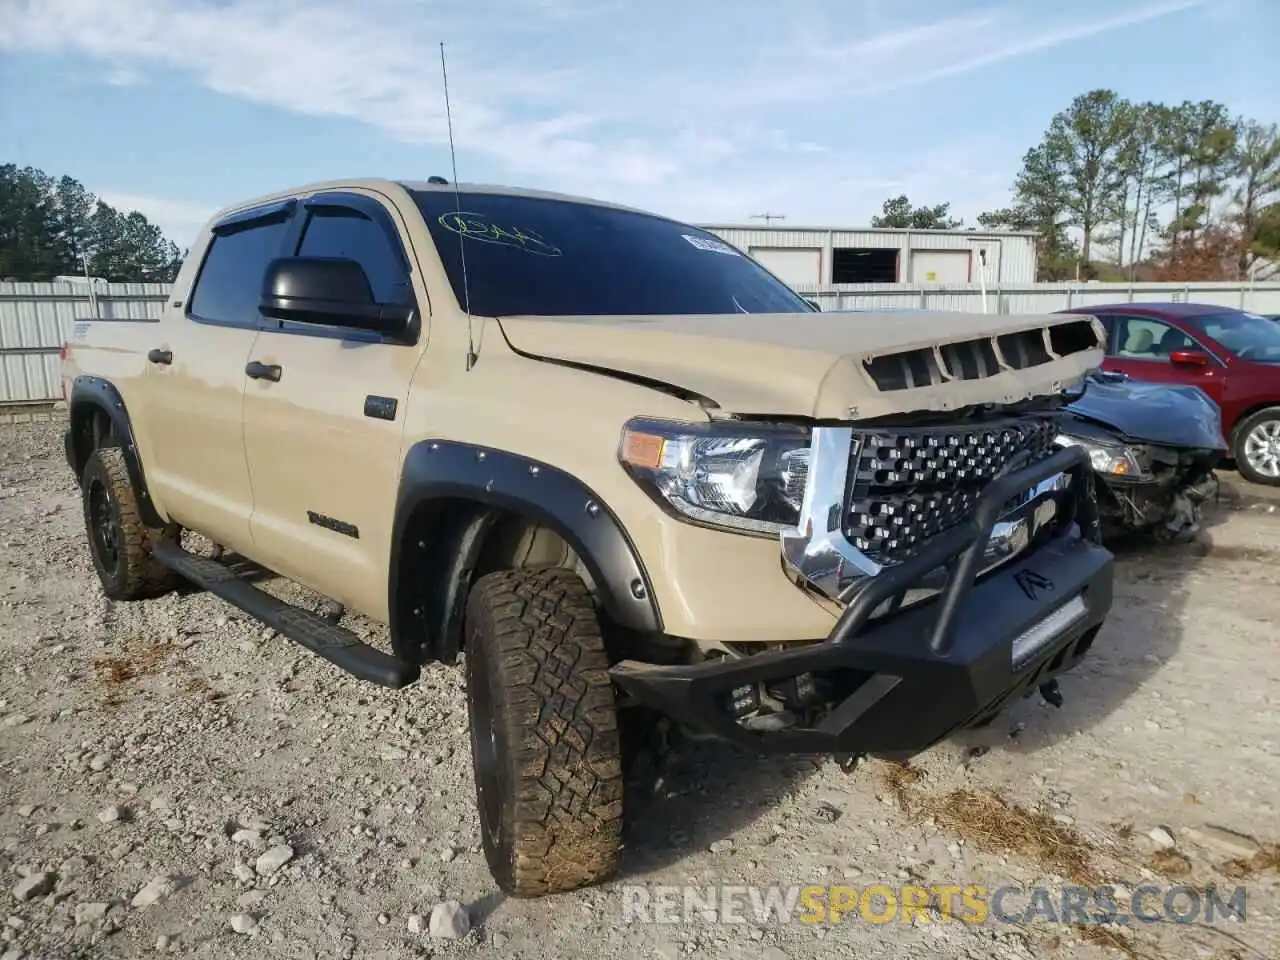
(844, 415, 1058, 564)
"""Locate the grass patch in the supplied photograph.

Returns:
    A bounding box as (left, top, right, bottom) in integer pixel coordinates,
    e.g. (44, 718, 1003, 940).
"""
(1076, 923, 1154, 960)
(875, 760, 1101, 885)
(921, 788, 1101, 886)
(1147, 849, 1193, 878)
(1219, 844, 1280, 879)
(93, 640, 174, 686)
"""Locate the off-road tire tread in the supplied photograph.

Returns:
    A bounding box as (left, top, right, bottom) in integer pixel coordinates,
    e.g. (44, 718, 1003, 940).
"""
(465, 567, 623, 897)
(81, 446, 180, 600)
(1232, 406, 1280, 487)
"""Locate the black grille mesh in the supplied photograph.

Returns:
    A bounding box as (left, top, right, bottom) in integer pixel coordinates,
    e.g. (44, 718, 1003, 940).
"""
(844, 416, 1059, 564)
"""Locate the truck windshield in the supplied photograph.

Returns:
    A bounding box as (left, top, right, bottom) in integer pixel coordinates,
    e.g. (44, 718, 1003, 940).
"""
(1186, 311, 1280, 362)
(409, 189, 815, 317)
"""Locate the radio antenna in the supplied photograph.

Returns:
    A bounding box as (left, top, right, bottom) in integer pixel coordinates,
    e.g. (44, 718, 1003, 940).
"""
(439, 41, 477, 370)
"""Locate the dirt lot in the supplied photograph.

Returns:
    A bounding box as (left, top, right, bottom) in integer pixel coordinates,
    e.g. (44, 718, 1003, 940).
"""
(1, 415, 1277, 960)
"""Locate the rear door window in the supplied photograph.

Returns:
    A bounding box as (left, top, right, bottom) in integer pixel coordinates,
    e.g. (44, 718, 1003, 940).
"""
(1112, 316, 1195, 360)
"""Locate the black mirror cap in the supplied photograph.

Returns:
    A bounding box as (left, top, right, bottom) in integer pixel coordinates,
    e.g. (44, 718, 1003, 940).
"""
(260, 257, 411, 335)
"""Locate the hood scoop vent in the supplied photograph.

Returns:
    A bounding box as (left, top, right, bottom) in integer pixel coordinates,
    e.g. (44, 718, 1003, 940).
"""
(863, 318, 1102, 393)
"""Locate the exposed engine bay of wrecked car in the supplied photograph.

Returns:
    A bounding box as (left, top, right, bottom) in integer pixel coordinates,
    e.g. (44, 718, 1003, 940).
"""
(1057, 372, 1226, 541)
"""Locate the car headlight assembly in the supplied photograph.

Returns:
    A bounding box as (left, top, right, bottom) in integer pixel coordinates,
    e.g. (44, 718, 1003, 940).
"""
(1054, 433, 1151, 480)
(619, 418, 812, 536)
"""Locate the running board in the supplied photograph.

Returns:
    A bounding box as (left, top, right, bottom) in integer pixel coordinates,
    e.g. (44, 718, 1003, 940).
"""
(152, 541, 419, 689)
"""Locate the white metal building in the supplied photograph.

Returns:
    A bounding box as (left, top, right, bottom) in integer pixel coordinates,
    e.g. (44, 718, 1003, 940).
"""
(697, 224, 1039, 288)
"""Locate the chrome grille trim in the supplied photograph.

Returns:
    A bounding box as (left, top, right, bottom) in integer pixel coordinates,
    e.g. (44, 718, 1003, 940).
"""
(780, 426, 879, 601)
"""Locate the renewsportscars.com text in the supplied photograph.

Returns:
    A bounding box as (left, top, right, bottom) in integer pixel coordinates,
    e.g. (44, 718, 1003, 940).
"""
(620, 883, 1248, 927)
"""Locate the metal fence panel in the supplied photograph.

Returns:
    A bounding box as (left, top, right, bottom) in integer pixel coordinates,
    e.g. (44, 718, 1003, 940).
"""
(797, 281, 1280, 316)
(0, 352, 61, 405)
(3, 280, 1280, 402)
(0, 282, 169, 401)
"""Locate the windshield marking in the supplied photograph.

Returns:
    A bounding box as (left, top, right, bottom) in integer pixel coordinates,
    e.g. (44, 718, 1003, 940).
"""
(437, 212, 563, 256)
(681, 234, 740, 256)
(413, 189, 814, 316)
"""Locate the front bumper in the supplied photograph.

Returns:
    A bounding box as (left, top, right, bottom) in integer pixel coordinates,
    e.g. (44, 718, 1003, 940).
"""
(609, 446, 1114, 757)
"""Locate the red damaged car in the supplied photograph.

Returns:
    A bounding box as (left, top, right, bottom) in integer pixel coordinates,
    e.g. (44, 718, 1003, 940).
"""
(1058, 302, 1280, 486)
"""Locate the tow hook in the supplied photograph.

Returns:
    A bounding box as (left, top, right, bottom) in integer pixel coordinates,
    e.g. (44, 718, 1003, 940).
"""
(1038, 679, 1064, 708)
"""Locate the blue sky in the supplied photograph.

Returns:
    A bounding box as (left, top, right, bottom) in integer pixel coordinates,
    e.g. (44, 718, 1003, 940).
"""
(1, 0, 1276, 245)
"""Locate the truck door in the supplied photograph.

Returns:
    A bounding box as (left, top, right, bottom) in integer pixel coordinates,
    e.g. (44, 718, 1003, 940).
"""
(140, 201, 295, 554)
(240, 190, 426, 622)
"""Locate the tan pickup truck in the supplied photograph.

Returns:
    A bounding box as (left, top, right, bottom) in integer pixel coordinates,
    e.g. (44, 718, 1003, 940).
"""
(62, 177, 1114, 898)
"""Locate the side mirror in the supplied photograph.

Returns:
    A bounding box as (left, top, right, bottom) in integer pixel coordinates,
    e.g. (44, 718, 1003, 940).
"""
(804, 298, 821, 312)
(1169, 349, 1209, 367)
(259, 257, 411, 335)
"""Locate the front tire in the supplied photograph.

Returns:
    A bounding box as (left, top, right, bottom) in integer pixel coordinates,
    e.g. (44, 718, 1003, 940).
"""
(463, 568, 624, 897)
(80, 447, 180, 600)
(1233, 407, 1280, 486)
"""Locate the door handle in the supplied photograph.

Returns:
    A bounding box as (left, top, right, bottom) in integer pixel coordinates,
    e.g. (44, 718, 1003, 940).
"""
(147, 348, 173, 365)
(245, 360, 282, 382)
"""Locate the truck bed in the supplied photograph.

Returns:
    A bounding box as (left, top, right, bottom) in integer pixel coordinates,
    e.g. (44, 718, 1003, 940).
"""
(62, 316, 157, 400)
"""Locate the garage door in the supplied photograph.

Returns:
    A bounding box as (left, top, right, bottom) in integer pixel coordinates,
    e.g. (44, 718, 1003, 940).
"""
(910, 250, 971, 284)
(749, 247, 822, 286)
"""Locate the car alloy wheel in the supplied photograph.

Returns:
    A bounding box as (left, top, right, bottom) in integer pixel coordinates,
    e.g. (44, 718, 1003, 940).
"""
(1243, 418, 1280, 480)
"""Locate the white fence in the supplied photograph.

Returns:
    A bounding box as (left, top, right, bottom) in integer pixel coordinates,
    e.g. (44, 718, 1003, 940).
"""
(4, 279, 1280, 403)
(0, 282, 168, 404)
(798, 280, 1280, 315)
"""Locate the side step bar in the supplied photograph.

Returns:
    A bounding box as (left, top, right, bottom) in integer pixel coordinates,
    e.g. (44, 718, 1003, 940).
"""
(152, 541, 419, 689)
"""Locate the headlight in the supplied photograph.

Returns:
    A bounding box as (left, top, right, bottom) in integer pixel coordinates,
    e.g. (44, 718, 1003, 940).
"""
(618, 418, 812, 535)
(1054, 433, 1150, 480)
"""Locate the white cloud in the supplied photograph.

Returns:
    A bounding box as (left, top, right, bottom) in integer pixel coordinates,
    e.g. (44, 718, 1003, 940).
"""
(855, 0, 1210, 97)
(1198, 0, 1258, 22)
(104, 65, 142, 86)
(2, 0, 1212, 224)
(95, 192, 217, 246)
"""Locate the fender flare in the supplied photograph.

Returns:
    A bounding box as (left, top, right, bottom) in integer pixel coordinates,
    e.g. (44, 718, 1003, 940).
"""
(388, 439, 663, 664)
(67, 376, 166, 528)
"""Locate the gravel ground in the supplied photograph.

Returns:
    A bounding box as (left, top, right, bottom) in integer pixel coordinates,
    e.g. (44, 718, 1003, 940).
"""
(1, 416, 1277, 960)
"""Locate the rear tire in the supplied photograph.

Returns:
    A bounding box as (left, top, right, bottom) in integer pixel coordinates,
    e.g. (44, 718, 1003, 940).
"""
(463, 568, 624, 897)
(1233, 407, 1280, 486)
(80, 446, 181, 600)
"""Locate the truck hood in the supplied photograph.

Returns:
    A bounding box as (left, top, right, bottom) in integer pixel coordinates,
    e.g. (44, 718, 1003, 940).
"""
(1064, 373, 1227, 451)
(497, 311, 1105, 419)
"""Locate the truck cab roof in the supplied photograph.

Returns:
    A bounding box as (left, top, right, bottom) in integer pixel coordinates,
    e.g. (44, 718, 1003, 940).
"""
(206, 177, 659, 230)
